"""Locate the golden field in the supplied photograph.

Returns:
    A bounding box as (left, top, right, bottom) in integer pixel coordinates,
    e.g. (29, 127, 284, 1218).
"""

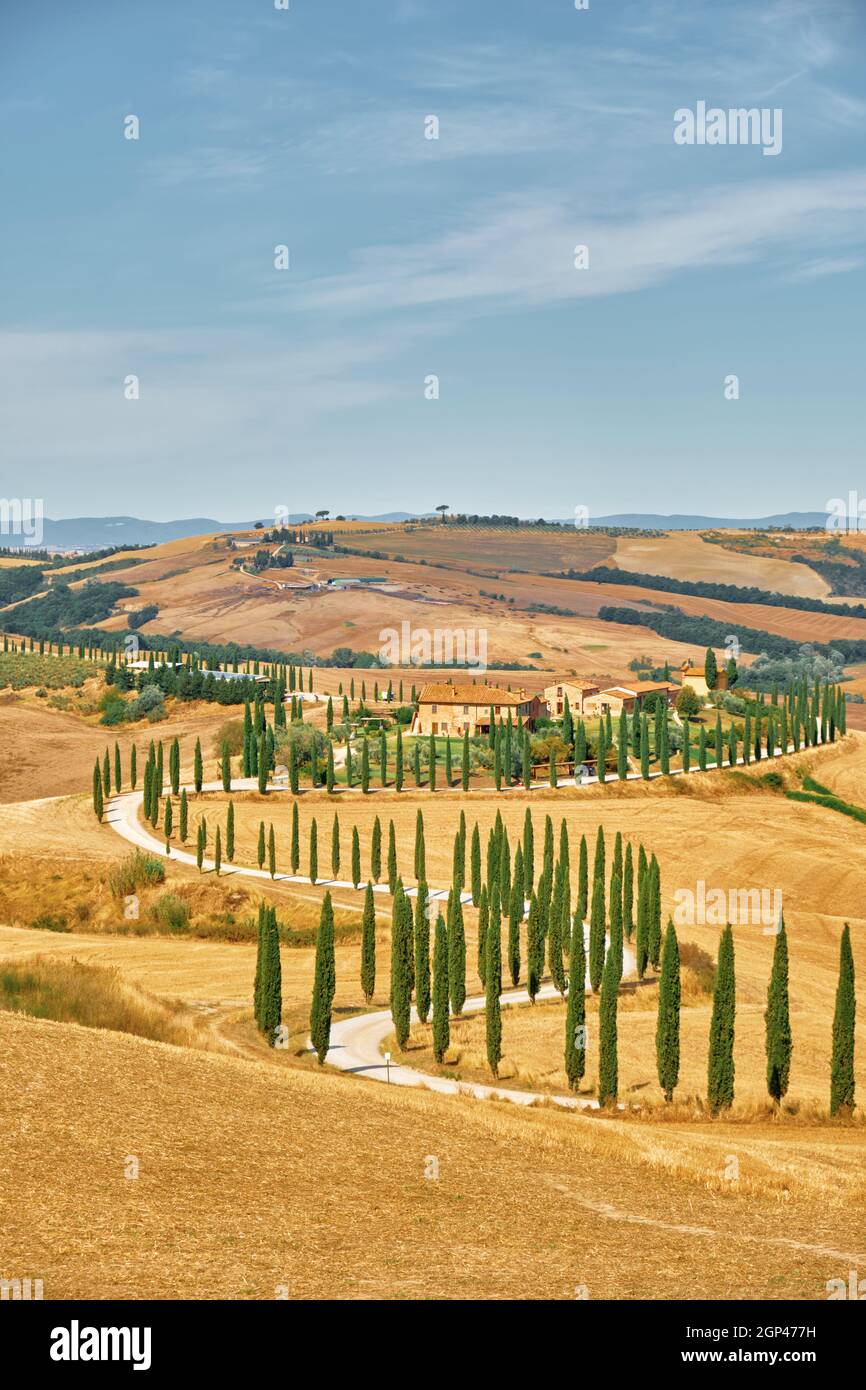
(1, 523, 865, 1301)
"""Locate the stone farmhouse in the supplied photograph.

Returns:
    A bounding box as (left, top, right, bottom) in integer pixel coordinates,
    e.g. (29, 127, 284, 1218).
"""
(412, 682, 543, 737)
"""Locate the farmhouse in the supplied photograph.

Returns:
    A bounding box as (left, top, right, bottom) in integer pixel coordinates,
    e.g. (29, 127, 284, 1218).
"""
(543, 679, 600, 717)
(679, 657, 728, 699)
(584, 680, 676, 717)
(412, 681, 542, 737)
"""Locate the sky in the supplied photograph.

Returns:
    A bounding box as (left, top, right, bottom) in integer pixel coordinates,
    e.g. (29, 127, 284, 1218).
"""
(1, 0, 865, 522)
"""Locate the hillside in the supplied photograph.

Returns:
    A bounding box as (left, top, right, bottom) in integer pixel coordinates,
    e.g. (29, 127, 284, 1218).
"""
(2, 1010, 862, 1300)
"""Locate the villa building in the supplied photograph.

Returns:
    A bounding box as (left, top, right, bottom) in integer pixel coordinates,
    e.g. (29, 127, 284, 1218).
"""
(412, 681, 542, 737)
(678, 657, 728, 699)
(583, 680, 676, 717)
(543, 678, 600, 717)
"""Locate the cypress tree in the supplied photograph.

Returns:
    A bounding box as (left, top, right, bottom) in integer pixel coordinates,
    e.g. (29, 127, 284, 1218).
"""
(92, 759, 103, 820)
(390, 882, 413, 1049)
(462, 727, 470, 791)
(102, 749, 111, 797)
(130, 743, 137, 790)
(485, 896, 502, 1077)
(765, 915, 792, 1103)
(268, 823, 276, 879)
(647, 854, 662, 970)
(414, 809, 426, 881)
(522, 727, 532, 788)
(326, 742, 335, 793)
(565, 911, 587, 1090)
(477, 884, 489, 987)
(221, 739, 231, 792)
(387, 820, 397, 893)
(164, 796, 173, 851)
(226, 800, 234, 860)
(640, 713, 650, 778)
(589, 851, 606, 993)
(596, 720, 606, 782)
(548, 868, 566, 996)
(194, 737, 203, 793)
(289, 741, 299, 794)
(257, 820, 266, 870)
(444, 737, 452, 787)
(351, 825, 361, 888)
(432, 913, 450, 1063)
(714, 713, 723, 768)
(379, 727, 387, 786)
(196, 821, 204, 873)
(310, 893, 335, 1063)
(180, 787, 189, 842)
(577, 833, 588, 925)
(395, 727, 404, 791)
(360, 883, 376, 1003)
(331, 813, 340, 878)
(167, 736, 178, 795)
(526, 894, 542, 1003)
(704, 647, 717, 691)
(609, 869, 623, 983)
(428, 733, 436, 790)
(291, 801, 299, 874)
(623, 841, 634, 939)
(455, 810, 466, 888)
(707, 925, 736, 1113)
(448, 888, 467, 1016)
(114, 741, 122, 793)
(414, 882, 431, 1024)
(830, 923, 856, 1115)
(371, 815, 381, 883)
(523, 808, 534, 896)
(508, 873, 522, 987)
(617, 709, 628, 779)
(598, 945, 619, 1107)
(469, 823, 481, 906)
(253, 902, 266, 1026)
(413, 739, 421, 787)
(656, 920, 681, 1101)
(213, 822, 221, 875)
(309, 817, 318, 884)
(360, 738, 369, 793)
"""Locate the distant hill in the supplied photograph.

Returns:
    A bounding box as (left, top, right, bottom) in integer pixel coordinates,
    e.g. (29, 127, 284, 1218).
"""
(32, 513, 422, 550)
(27, 510, 829, 551)
(584, 512, 828, 530)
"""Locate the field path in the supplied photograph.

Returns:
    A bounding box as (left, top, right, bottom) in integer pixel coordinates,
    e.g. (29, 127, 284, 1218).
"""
(320, 952, 633, 1112)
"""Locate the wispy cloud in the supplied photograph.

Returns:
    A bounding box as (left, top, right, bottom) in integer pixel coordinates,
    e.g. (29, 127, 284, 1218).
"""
(293, 171, 866, 318)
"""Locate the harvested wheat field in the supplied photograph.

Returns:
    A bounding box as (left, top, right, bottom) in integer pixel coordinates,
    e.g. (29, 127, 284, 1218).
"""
(0, 698, 231, 803)
(1, 1010, 863, 1301)
(611, 532, 830, 597)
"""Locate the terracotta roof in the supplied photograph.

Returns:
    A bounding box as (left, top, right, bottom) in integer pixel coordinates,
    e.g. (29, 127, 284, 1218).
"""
(680, 666, 705, 679)
(543, 679, 599, 690)
(598, 681, 673, 698)
(417, 682, 531, 706)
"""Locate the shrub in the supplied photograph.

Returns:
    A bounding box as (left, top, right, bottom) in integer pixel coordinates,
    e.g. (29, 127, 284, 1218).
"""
(150, 893, 190, 933)
(213, 719, 244, 757)
(107, 850, 165, 898)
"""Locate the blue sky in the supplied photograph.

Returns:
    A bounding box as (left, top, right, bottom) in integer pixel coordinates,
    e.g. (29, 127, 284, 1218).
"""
(1, 0, 865, 521)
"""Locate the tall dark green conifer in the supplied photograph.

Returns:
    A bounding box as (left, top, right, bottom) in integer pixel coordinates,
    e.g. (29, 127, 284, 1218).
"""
(707, 925, 736, 1113)
(656, 921, 680, 1101)
(390, 882, 413, 1049)
(448, 888, 467, 1016)
(414, 883, 431, 1023)
(485, 895, 502, 1077)
(598, 946, 619, 1106)
(432, 913, 450, 1062)
(765, 915, 792, 1103)
(360, 883, 376, 1004)
(310, 893, 335, 1062)
(830, 923, 856, 1116)
(564, 912, 587, 1090)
